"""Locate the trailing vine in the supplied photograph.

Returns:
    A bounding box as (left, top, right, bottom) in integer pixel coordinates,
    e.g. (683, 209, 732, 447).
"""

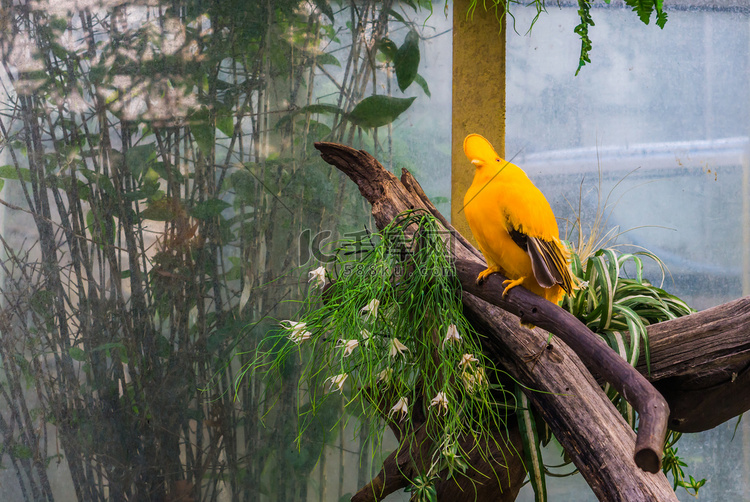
(457, 0, 668, 73)
(247, 211, 517, 493)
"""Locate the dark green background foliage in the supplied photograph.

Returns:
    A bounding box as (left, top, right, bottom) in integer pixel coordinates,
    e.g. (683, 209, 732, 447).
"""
(0, 0, 435, 500)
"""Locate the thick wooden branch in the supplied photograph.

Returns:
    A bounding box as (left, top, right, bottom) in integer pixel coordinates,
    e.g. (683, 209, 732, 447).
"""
(315, 141, 679, 501)
(640, 296, 750, 432)
(352, 420, 527, 502)
(459, 292, 676, 501)
(454, 258, 668, 473)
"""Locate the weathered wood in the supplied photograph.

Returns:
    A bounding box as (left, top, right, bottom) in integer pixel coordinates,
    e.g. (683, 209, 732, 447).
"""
(352, 420, 527, 502)
(640, 295, 750, 432)
(315, 141, 679, 501)
(461, 293, 677, 501)
(455, 258, 669, 474)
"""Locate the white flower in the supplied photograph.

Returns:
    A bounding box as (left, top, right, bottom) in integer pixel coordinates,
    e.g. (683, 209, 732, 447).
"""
(360, 299, 380, 320)
(281, 320, 306, 331)
(462, 372, 477, 392)
(389, 337, 410, 358)
(444, 324, 462, 344)
(458, 353, 479, 369)
(377, 368, 393, 384)
(308, 266, 327, 289)
(337, 339, 359, 357)
(389, 396, 409, 420)
(360, 329, 371, 341)
(429, 391, 449, 415)
(288, 329, 311, 344)
(327, 373, 348, 393)
(462, 367, 486, 394)
(281, 320, 311, 344)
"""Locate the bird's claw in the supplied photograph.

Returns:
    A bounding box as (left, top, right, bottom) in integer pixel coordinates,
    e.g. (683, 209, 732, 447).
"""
(475, 268, 497, 286)
(501, 277, 525, 297)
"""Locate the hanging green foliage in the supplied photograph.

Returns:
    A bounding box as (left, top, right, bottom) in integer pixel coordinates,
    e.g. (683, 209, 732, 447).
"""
(457, 0, 668, 74)
(247, 211, 517, 491)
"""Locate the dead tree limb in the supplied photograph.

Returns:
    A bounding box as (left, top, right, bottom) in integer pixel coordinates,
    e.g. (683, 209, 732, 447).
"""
(455, 258, 668, 473)
(315, 141, 679, 501)
(639, 296, 750, 432)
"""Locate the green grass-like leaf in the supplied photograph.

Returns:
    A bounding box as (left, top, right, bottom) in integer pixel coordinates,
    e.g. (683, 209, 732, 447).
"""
(564, 247, 693, 373)
(516, 386, 547, 502)
(245, 211, 515, 489)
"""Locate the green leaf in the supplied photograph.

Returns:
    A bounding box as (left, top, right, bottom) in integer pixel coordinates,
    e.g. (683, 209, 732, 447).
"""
(189, 107, 214, 157)
(216, 109, 235, 137)
(30, 290, 55, 318)
(386, 9, 406, 24)
(85, 210, 116, 247)
(0, 165, 32, 182)
(377, 38, 398, 61)
(0, 178, 5, 192)
(69, 346, 86, 362)
(11, 445, 33, 460)
(313, 0, 334, 22)
(140, 198, 179, 221)
(79, 168, 116, 196)
(229, 169, 255, 202)
(656, 10, 668, 29)
(347, 95, 416, 129)
(151, 161, 184, 183)
(191, 199, 231, 220)
(516, 386, 547, 502)
(155, 335, 171, 358)
(589, 255, 614, 330)
(316, 53, 340, 67)
(413, 73, 431, 97)
(125, 144, 157, 179)
(574, 0, 595, 76)
(395, 30, 420, 92)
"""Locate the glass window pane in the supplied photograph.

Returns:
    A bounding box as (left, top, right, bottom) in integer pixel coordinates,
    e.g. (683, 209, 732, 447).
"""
(507, 2, 750, 500)
(0, 1, 449, 500)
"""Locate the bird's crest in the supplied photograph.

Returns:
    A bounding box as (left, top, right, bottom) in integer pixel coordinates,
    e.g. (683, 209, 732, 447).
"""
(463, 133, 502, 167)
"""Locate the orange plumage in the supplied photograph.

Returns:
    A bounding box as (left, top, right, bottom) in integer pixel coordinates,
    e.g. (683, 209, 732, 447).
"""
(462, 134, 574, 304)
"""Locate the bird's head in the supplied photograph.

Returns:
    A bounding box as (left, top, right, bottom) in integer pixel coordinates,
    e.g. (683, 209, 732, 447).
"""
(463, 133, 504, 170)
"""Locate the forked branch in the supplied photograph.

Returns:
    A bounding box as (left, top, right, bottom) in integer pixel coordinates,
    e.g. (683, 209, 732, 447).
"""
(314, 141, 681, 501)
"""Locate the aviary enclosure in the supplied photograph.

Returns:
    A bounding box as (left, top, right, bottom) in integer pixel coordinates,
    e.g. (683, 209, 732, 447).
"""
(0, 0, 749, 501)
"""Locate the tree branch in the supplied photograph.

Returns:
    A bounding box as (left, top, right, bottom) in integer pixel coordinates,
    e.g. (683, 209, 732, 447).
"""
(315, 141, 684, 501)
(454, 258, 668, 473)
(640, 295, 750, 432)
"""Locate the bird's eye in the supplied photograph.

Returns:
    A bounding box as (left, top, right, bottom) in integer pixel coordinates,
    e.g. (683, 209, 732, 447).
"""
(495, 158, 500, 162)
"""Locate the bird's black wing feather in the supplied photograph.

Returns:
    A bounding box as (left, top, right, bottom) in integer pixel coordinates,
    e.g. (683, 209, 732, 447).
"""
(509, 227, 573, 293)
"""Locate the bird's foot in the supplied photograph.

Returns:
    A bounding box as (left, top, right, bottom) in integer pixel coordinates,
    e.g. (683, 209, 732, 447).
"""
(476, 267, 499, 286)
(501, 277, 525, 297)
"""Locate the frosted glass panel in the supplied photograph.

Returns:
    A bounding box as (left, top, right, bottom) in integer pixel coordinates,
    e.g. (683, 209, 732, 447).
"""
(507, 3, 750, 500)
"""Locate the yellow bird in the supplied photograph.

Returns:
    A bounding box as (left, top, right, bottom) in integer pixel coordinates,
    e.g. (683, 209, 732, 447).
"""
(462, 134, 575, 304)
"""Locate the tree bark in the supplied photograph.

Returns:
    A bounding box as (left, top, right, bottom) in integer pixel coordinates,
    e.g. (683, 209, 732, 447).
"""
(639, 296, 750, 432)
(313, 141, 750, 502)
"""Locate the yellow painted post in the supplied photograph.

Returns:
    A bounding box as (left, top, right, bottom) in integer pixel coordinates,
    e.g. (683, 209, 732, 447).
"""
(451, 0, 506, 245)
